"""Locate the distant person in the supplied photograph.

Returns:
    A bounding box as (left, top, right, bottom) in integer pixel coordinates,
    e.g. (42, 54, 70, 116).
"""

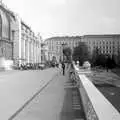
(62, 62, 65, 75)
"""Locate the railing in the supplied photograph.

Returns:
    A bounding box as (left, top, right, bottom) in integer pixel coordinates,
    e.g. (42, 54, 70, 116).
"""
(74, 65, 120, 120)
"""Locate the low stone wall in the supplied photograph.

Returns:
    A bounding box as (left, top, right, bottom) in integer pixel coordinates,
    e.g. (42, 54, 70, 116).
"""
(74, 66, 120, 120)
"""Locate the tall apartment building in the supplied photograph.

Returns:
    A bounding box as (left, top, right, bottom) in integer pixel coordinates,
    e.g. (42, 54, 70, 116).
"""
(45, 35, 120, 62)
(81, 35, 120, 57)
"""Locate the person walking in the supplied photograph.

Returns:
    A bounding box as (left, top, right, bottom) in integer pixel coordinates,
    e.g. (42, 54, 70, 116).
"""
(62, 62, 65, 75)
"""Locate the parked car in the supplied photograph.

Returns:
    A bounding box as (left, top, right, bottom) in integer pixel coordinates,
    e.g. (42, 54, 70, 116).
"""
(38, 63, 45, 70)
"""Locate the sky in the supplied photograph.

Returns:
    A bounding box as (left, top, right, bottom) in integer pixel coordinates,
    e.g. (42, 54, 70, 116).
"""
(3, 0, 120, 39)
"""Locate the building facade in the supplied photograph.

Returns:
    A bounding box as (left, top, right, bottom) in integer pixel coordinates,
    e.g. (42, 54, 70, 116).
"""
(45, 35, 120, 62)
(0, 2, 42, 66)
(81, 35, 120, 57)
(0, 3, 17, 60)
(41, 42, 48, 63)
(45, 36, 81, 61)
(13, 16, 42, 65)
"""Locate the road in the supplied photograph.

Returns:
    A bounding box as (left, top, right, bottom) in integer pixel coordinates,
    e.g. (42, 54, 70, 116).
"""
(0, 68, 59, 120)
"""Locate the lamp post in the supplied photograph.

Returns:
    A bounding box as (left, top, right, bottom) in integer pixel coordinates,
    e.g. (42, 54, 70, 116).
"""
(61, 43, 65, 62)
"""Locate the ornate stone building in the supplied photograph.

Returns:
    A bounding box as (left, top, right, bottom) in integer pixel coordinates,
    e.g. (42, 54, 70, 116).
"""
(0, 3, 42, 66)
(41, 42, 49, 63)
(0, 3, 17, 60)
(13, 16, 42, 65)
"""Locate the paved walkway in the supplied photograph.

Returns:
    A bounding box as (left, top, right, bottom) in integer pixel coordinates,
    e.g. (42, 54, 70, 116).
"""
(13, 69, 85, 120)
(0, 68, 59, 120)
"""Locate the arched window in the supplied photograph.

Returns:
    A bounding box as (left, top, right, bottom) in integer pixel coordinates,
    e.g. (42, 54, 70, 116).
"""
(2, 12, 10, 39)
(0, 8, 10, 39)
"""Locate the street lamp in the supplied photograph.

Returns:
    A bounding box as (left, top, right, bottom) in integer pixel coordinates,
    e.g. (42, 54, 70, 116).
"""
(61, 43, 66, 62)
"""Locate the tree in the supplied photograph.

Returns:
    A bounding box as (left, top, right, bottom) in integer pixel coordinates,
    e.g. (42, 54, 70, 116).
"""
(63, 47, 72, 63)
(117, 52, 120, 67)
(91, 47, 101, 66)
(72, 42, 90, 65)
(95, 54, 107, 67)
(106, 56, 115, 69)
(94, 54, 116, 69)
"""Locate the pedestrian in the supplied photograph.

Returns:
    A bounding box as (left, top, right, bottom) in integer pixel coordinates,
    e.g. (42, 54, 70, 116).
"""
(62, 62, 65, 75)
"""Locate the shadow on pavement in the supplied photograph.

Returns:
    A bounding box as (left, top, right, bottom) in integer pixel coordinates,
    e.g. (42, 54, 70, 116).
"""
(59, 76, 86, 120)
(59, 85, 73, 120)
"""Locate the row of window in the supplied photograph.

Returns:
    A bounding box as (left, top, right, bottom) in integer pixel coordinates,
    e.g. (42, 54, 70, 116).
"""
(21, 39, 41, 49)
(21, 26, 35, 39)
(22, 31, 36, 39)
(47, 40, 80, 45)
(47, 39, 120, 54)
(87, 40, 120, 45)
(21, 34, 40, 45)
(93, 47, 120, 55)
(47, 40, 120, 47)
(47, 41, 79, 49)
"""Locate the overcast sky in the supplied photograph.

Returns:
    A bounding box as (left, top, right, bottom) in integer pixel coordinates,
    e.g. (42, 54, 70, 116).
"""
(3, 0, 120, 39)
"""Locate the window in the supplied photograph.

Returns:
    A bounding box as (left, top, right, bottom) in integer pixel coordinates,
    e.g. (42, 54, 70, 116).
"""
(2, 12, 10, 39)
(12, 31, 15, 41)
(0, 15, 2, 38)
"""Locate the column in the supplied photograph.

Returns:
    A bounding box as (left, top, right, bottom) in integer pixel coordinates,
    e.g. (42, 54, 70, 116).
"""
(33, 41, 34, 63)
(27, 40, 29, 63)
(29, 40, 32, 63)
(36, 42, 37, 63)
(25, 39, 27, 64)
(31, 41, 33, 63)
(18, 17, 22, 66)
(23, 39, 25, 64)
(36, 42, 38, 63)
(34, 42, 36, 63)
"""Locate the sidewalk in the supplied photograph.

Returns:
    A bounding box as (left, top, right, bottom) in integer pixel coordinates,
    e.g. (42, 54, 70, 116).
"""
(0, 68, 59, 120)
(13, 68, 86, 120)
